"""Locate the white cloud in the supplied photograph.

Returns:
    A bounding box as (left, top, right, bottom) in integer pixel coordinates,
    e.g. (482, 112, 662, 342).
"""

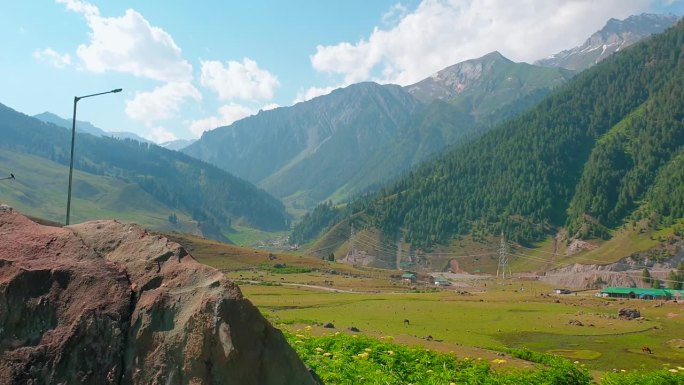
(189, 103, 256, 137)
(33, 48, 72, 68)
(57, 0, 98, 17)
(311, 0, 651, 86)
(294, 85, 341, 103)
(125, 82, 201, 123)
(382, 3, 409, 26)
(200, 58, 280, 101)
(147, 126, 178, 143)
(260, 103, 280, 111)
(58, 0, 192, 82)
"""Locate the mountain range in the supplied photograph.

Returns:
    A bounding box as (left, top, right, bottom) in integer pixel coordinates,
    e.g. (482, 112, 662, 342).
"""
(34, 111, 151, 143)
(535, 13, 679, 70)
(299, 16, 684, 259)
(183, 52, 573, 207)
(183, 14, 674, 211)
(0, 13, 677, 252)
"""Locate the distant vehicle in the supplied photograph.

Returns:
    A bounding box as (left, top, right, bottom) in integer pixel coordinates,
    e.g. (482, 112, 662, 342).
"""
(554, 288, 572, 294)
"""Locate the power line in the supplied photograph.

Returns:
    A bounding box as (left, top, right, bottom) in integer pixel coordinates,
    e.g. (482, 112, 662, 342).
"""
(507, 241, 680, 272)
(354, 232, 497, 259)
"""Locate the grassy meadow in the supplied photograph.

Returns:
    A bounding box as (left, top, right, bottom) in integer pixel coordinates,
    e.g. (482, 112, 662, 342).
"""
(174, 232, 684, 381)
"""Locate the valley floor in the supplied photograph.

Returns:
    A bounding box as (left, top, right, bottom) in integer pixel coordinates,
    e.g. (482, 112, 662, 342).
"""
(178, 232, 684, 379)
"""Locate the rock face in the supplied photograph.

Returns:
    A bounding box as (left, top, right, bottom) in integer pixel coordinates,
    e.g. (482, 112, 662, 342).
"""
(536, 13, 680, 71)
(0, 210, 319, 385)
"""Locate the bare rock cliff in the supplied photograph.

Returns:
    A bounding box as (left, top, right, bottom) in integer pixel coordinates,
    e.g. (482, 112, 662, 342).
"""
(0, 210, 319, 385)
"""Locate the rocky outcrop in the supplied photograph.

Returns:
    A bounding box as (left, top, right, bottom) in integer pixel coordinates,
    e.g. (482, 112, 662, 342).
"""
(618, 308, 641, 320)
(0, 210, 320, 385)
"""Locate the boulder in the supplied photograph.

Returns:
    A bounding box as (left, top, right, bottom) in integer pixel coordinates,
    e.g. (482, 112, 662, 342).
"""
(0, 210, 320, 385)
(618, 308, 641, 320)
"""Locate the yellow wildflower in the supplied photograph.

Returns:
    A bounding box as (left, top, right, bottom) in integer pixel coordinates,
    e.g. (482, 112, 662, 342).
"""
(492, 358, 507, 364)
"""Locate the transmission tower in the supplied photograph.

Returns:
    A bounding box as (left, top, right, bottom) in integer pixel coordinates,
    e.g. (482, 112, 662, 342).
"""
(345, 222, 356, 263)
(497, 231, 510, 278)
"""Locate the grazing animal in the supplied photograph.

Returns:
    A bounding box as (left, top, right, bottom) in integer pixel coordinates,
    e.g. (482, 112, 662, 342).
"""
(403, 319, 410, 326)
(642, 346, 652, 354)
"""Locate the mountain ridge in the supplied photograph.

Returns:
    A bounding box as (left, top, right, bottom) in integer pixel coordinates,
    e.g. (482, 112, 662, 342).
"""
(296, 18, 684, 261)
(34, 111, 152, 144)
(536, 13, 680, 70)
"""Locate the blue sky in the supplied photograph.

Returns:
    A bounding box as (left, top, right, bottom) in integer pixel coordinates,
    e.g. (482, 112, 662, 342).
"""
(1, 0, 682, 143)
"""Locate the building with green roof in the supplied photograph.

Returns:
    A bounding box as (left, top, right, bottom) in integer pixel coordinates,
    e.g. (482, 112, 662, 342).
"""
(600, 287, 684, 300)
(401, 272, 416, 283)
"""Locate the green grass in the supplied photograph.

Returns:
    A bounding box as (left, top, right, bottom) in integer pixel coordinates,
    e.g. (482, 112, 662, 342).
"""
(289, 330, 684, 384)
(240, 282, 684, 374)
(286, 330, 594, 385)
(227, 225, 290, 247)
(0, 149, 196, 231)
(180, 227, 684, 380)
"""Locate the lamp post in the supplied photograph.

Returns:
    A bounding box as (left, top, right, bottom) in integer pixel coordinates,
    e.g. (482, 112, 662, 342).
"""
(65, 88, 122, 225)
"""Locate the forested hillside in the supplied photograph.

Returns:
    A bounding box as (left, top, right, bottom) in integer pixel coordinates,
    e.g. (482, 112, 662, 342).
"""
(0, 104, 289, 232)
(296, 20, 684, 248)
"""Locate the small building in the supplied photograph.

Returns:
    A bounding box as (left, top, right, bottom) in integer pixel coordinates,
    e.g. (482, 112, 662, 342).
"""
(600, 287, 674, 300)
(401, 273, 417, 283)
(434, 277, 451, 286)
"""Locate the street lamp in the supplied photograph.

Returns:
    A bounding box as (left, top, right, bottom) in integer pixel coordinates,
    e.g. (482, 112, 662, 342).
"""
(65, 88, 122, 225)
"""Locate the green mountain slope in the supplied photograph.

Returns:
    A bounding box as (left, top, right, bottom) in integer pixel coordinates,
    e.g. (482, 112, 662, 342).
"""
(334, 56, 574, 200)
(0, 148, 197, 232)
(566, 73, 684, 237)
(183, 82, 424, 207)
(301, 19, 684, 249)
(185, 55, 574, 208)
(0, 103, 289, 235)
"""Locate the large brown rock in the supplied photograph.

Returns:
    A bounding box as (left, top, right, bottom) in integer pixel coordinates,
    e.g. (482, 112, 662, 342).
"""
(0, 210, 320, 385)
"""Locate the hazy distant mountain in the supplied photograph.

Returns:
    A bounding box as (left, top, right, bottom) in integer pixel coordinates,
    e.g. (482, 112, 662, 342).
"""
(108, 131, 151, 143)
(536, 13, 680, 71)
(160, 138, 196, 151)
(184, 82, 423, 206)
(34, 111, 107, 137)
(184, 53, 575, 207)
(34, 111, 151, 144)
